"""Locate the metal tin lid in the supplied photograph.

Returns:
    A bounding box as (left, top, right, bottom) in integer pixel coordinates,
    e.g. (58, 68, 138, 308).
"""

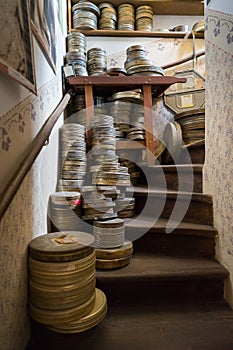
(94, 218, 124, 228)
(29, 232, 95, 262)
(126, 44, 146, 54)
(99, 2, 115, 10)
(72, 1, 100, 16)
(127, 64, 165, 76)
(111, 90, 144, 102)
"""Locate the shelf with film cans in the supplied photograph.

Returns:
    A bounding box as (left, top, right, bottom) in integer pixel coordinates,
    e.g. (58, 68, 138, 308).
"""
(67, 75, 186, 165)
(67, 0, 204, 38)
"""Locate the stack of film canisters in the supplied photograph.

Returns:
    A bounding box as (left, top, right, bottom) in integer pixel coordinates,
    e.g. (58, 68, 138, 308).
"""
(59, 123, 87, 192)
(136, 5, 153, 31)
(175, 108, 205, 145)
(65, 32, 87, 76)
(72, 1, 100, 30)
(125, 45, 152, 72)
(49, 192, 82, 231)
(28, 231, 107, 333)
(93, 218, 125, 249)
(87, 47, 107, 76)
(117, 3, 135, 31)
(95, 240, 134, 269)
(81, 186, 117, 221)
(99, 2, 117, 30)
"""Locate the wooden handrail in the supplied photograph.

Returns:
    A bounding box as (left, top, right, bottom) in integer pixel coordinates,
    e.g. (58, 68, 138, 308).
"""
(0, 91, 72, 221)
(162, 49, 205, 70)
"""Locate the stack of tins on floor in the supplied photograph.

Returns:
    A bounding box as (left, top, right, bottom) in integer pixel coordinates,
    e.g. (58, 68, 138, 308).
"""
(28, 231, 107, 333)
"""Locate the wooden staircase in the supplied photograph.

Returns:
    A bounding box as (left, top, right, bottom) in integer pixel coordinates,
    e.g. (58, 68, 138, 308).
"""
(26, 144, 233, 350)
(96, 159, 227, 304)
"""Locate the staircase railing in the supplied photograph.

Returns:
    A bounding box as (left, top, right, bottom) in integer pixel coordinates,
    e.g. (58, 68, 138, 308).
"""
(162, 49, 205, 70)
(0, 90, 72, 221)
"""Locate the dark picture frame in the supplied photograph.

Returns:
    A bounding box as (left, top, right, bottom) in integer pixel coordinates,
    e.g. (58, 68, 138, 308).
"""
(30, 0, 57, 73)
(0, 0, 37, 93)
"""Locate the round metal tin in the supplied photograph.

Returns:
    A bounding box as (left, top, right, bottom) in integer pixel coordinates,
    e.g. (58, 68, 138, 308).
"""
(96, 255, 132, 269)
(48, 288, 107, 333)
(29, 289, 96, 325)
(29, 231, 95, 262)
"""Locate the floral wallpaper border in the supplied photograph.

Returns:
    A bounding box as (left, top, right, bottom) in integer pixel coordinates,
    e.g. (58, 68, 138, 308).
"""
(106, 38, 205, 71)
(0, 76, 61, 153)
(206, 9, 233, 55)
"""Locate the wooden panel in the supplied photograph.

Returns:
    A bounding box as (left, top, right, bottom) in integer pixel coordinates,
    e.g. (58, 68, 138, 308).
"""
(69, 29, 204, 39)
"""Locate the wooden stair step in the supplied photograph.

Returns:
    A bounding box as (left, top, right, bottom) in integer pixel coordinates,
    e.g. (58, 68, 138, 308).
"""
(28, 300, 233, 350)
(96, 254, 228, 282)
(96, 253, 228, 303)
(128, 186, 213, 225)
(139, 164, 203, 193)
(178, 140, 205, 164)
(124, 217, 217, 257)
(124, 217, 217, 238)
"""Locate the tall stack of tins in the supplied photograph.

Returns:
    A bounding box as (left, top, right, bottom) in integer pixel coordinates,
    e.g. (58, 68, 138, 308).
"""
(65, 31, 87, 76)
(87, 113, 134, 269)
(175, 109, 205, 145)
(87, 47, 107, 76)
(49, 192, 82, 232)
(99, 2, 117, 30)
(117, 3, 135, 31)
(57, 123, 87, 192)
(135, 5, 153, 31)
(28, 231, 107, 333)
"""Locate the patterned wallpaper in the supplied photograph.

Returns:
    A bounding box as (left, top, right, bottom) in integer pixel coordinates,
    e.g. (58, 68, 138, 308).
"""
(204, 7, 233, 306)
(0, 77, 62, 350)
(0, 76, 61, 184)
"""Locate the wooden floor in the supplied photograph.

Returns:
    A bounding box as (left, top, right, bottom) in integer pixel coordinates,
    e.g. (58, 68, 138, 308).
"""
(26, 300, 233, 350)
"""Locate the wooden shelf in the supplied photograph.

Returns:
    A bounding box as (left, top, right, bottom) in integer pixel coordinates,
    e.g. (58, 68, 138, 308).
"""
(67, 75, 186, 165)
(70, 0, 204, 16)
(69, 28, 204, 39)
(68, 75, 186, 97)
